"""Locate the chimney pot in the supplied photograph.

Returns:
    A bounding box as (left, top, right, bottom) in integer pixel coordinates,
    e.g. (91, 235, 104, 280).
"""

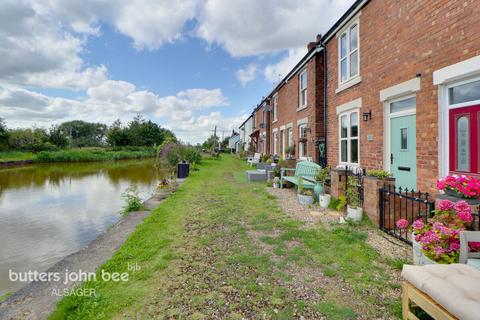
(316, 34, 322, 42)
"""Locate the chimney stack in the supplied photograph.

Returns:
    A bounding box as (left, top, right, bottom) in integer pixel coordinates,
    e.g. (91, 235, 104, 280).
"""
(307, 41, 316, 51)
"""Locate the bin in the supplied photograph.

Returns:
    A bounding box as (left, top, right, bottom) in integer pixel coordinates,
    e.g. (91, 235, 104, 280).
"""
(177, 161, 190, 179)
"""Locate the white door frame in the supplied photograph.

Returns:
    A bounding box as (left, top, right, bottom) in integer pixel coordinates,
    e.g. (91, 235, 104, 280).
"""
(438, 75, 480, 178)
(383, 94, 417, 173)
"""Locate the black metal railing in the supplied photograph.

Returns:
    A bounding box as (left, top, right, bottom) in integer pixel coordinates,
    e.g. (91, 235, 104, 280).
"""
(379, 185, 435, 244)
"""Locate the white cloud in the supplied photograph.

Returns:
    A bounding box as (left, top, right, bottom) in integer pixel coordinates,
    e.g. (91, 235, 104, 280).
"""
(264, 48, 307, 82)
(0, 84, 230, 143)
(197, 0, 354, 57)
(235, 64, 257, 86)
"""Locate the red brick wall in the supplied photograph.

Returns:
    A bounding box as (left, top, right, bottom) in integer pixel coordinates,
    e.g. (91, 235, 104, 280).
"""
(270, 53, 325, 162)
(325, 0, 480, 195)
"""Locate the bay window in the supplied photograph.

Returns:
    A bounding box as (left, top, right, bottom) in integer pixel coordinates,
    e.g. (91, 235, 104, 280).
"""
(339, 110, 359, 164)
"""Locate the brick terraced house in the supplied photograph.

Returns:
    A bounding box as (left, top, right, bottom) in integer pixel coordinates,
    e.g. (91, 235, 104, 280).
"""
(242, 0, 480, 195)
(323, 0, 480, 194)
(269, 37, 326, 164)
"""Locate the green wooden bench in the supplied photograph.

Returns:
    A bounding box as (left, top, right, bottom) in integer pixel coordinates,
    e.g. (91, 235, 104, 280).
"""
(280, 161, 322, 189)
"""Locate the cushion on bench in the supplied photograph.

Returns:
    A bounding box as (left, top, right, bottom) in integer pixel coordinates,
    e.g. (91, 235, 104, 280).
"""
(402, 264, 480, 320)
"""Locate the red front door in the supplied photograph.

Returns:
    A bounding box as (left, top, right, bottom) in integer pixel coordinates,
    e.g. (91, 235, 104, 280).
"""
(449, 105, 480, 175)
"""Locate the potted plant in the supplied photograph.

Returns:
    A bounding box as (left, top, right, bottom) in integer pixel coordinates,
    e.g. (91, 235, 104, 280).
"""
(367, 169, 393, 180)
(285, 145, 295, 160)
(272, 176, 280, 188)
(297, 177, 314, 206)
(345, 176, 362, 222)
(314, 167, 331, 208)
(396, 199, 476, 265)
(437, 174, 480, 199)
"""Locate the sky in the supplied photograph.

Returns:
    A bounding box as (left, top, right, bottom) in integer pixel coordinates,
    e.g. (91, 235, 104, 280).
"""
(0, 0, 354, 143)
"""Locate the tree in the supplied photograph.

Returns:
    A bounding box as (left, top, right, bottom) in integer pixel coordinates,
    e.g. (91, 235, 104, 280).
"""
(106, 120, 130, 147)
(58, 120, 107, 147)
(202, 135, 219, 150)
(48, 125, 69, 148)
(0, 118, 8, 150)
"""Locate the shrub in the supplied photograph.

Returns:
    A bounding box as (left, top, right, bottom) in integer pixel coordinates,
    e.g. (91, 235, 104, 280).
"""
(396, 199, 477, 263)
(346, 176, 361, 208)
(367, 169, 392, 179)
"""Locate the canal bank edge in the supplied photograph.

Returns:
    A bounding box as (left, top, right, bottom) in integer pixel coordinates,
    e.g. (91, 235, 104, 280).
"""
(0, 178, 186, 320)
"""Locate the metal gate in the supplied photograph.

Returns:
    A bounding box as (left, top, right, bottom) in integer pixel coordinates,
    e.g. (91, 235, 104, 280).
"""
(379, 185, 435, 244)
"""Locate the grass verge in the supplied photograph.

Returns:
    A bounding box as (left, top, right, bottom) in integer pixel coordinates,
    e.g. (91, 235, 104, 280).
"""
(0, 148, 155, 164)
(50, 155, 402, 319)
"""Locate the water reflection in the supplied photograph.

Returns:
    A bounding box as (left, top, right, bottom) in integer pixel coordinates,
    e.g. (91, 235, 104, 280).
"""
(0, 159, 166, 295)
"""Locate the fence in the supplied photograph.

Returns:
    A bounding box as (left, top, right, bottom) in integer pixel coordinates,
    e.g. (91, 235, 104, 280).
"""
(379, 185, 435, 244)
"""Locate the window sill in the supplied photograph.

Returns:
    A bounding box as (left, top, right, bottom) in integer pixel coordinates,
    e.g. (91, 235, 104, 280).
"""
(335, 76, 361, 94)
(296, 105, 307, 112)
(272, 120, 278, 124)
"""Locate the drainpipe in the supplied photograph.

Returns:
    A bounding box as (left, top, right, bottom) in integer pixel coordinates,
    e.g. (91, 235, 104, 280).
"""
(322, 43, 328, 167)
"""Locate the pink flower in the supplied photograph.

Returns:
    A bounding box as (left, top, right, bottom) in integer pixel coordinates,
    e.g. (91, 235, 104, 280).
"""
(437, 179, 446, 190)
(469, 242, 480, 252)
(415, 234, 423, 242)
(396, 219, 409, 229)
(438, 200, 454, 211)
(449, 242, 460, 251)
(457, 210, 473, 222)
(420, 231, 439, 244)
(412, 219, 424, 230)
(439, 226, 453, 236)
(434, 246, 445, 255)
(454, 201, 471, 212)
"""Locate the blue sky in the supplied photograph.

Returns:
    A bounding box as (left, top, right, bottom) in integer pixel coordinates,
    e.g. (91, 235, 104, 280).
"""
(0, 0, 353, 143)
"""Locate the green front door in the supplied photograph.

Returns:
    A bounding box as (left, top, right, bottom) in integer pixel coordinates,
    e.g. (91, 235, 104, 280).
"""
(390, 115, 416, 190)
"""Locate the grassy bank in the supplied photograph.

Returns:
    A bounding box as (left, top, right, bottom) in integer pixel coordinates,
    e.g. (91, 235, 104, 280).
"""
(0, 148, 155, 164)
(50, 155, 402, 319)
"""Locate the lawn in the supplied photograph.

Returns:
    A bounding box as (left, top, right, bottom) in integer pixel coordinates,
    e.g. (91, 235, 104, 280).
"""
(50, 155, 403, 319)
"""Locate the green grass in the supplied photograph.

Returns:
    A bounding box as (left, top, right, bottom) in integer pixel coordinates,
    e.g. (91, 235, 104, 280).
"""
(49, 155, 401, 319)
(0, 151, 34, 162)
(0, 148, 155, 164)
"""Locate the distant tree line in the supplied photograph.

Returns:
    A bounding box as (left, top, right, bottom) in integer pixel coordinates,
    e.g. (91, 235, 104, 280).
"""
(0, 115, 176, 152)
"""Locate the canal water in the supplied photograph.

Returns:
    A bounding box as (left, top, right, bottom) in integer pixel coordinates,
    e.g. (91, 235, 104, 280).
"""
(0, 159, 166, 296)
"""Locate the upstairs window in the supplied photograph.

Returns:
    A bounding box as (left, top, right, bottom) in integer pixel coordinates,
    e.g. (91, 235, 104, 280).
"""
(299, 70, 307, 108)
(273, 94, 278, 121)
(339, 21, 359, 84)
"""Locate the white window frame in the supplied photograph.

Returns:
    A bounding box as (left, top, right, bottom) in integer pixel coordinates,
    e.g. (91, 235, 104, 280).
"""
(280, 128, 286, 158)
(383, 94, 417, 172)
(272, 94, 278, 122)
(272, 129, 278, 155)
(298, 123, 308, 158)
(338, 19, 360, 86)
(338, 110, 360, 166)
(298, 69, 308, 110)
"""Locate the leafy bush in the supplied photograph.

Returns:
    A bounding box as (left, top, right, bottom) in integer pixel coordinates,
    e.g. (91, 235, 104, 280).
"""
(315, 166, 330, 183)
(160, 143, 202, 168)
(121, 185, 143, 215)
(328, 195, 347, 211)
(367, 169, 392, 179)
(346, 176, 361, 208)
